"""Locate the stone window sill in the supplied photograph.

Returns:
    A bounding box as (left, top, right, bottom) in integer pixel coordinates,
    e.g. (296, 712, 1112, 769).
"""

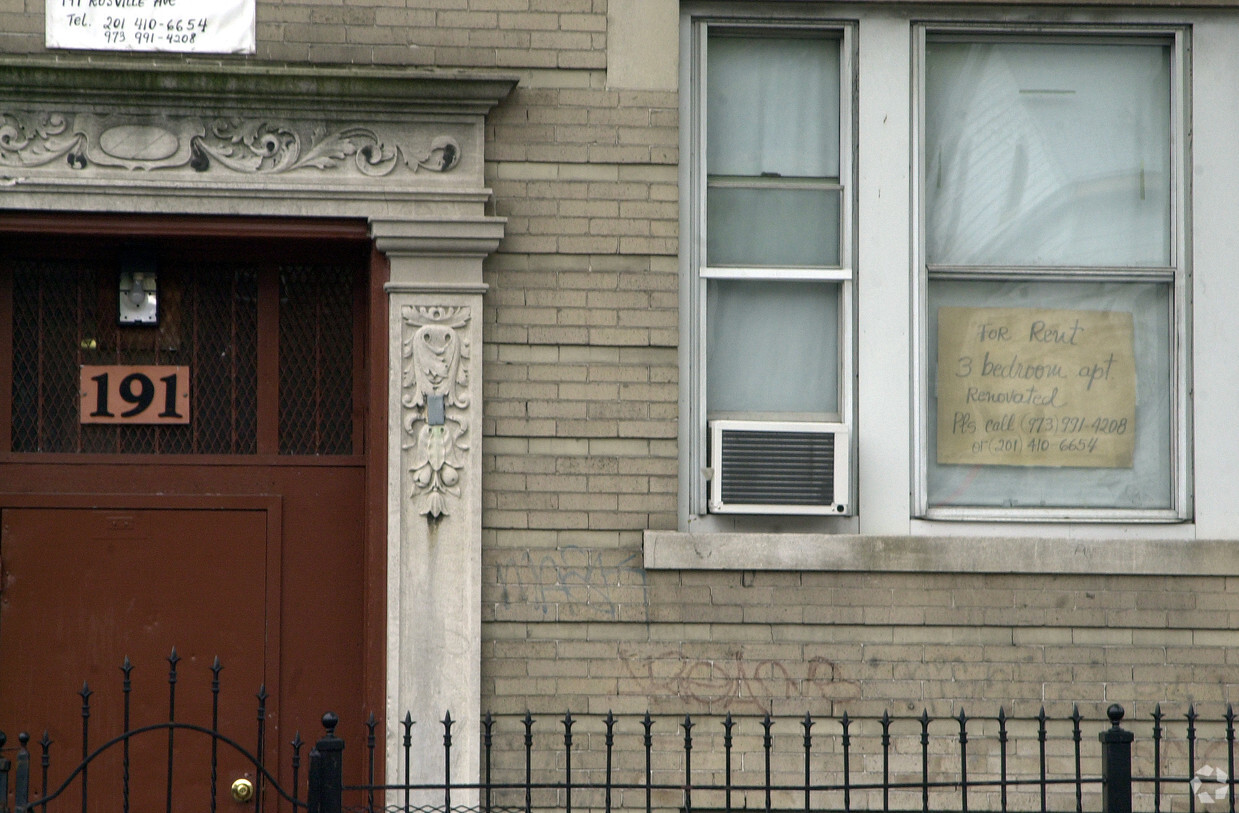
(642, 530, 1239, 575)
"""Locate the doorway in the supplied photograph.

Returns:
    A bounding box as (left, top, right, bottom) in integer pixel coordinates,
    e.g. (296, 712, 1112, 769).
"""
(0, 215, 388, 806)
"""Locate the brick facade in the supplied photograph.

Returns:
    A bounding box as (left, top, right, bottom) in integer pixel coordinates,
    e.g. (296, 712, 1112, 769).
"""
(484, 568, 1239, 717)
(4, 0, 1238, 777)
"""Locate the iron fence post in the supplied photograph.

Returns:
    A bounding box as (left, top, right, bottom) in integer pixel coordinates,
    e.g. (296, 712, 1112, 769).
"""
(308, 713, 345, 813)
(13, 733, 29, 813)
(0, 731, 9, 813)
(1100, 704, 1134, 813)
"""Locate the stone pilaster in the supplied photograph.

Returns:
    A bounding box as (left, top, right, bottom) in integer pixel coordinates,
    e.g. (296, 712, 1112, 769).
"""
(374, 218, 502, 794)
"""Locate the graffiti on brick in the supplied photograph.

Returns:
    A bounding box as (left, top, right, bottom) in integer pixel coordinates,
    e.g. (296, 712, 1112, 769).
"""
(618, 649, 861, 714)
(495, 546, 648, 619)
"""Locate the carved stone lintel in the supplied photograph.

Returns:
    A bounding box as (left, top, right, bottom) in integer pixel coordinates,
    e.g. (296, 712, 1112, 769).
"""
(0, 110, 461, 177)
(401, 305, 471, 519)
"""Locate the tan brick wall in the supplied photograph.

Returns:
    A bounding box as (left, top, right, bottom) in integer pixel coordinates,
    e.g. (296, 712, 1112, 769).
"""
(8, 8, 1238, 800)
(464, 6, 1239, 758)
(481, 66, 681, 541)
(475, 29, 686, 773)
(483, 571, 1239, 718)
(261, 0, 604, 67)
(480, 569, 1239, 811)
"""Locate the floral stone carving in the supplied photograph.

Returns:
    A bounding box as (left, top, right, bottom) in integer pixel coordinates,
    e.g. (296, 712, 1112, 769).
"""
(0, 111, 460, 176)
(401, 305, 471, 519)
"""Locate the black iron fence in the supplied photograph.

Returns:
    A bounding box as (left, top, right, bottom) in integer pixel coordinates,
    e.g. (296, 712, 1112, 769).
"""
(362, 705, 1220, 813)
(0, 657, 1235, 813)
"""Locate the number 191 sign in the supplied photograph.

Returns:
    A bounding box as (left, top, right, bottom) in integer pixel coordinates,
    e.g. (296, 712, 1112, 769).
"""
(80, 366, 190, 425)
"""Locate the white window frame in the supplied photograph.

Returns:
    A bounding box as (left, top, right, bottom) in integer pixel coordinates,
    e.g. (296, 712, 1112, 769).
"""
(680, 12, 858, 532)
(910, 23, 1193, 523)
(672, 5, 1215, 549)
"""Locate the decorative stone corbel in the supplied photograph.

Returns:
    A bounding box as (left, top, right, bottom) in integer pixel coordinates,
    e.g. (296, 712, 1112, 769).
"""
(400, 305, 470, 519)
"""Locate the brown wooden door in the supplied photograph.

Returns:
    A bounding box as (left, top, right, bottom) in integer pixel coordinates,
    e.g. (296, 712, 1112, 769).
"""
(0, 216, 389, 809)
(0, 503, 279, 810)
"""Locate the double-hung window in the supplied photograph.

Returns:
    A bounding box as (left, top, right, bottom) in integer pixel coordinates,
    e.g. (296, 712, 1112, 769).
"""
(916, 28, 1190, 521)
(686, 20, 854, 521)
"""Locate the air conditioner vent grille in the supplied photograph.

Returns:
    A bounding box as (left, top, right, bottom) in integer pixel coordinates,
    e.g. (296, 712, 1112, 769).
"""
(719, 429, 835, 506)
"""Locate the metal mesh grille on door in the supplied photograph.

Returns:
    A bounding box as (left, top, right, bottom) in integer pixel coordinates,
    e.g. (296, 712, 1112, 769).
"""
(9, 257, 358, 456)
(278, 265, 355, 456)
(12, 260, 260, 454)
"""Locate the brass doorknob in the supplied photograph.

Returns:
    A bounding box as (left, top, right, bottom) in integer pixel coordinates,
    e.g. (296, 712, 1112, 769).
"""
(231, 778, 255, 803)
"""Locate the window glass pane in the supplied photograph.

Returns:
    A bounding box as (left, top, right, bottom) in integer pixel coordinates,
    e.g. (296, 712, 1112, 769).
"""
(707, 33, 840, 179)
(707, 280, 839, 416)
(707, 187, 841, 267)
(927, 280, 1172, 510)
(925, 40, 1171, 267)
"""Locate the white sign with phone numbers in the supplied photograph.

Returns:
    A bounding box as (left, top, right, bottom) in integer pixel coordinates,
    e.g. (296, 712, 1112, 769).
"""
(47, 0, 255, 54)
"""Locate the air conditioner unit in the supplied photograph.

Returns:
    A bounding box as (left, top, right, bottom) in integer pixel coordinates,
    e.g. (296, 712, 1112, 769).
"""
(708, 420, 851, 515)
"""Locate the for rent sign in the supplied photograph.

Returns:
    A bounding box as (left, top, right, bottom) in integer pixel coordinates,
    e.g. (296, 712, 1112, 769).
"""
(47, 0, 255, 53)
(936, 307, 1136, 468)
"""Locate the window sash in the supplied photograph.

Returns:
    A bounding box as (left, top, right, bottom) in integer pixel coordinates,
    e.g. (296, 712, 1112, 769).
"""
(924, 37, 1173, 269)
(706, 278, 842, 419)
(705, 30, 842, 179)
(695, 20, 854, 278)
(913, 25, 1191, 522)
(706, 185, 844, 268)
(925, 278, 1174, 512)
(688, 18, 855, 519)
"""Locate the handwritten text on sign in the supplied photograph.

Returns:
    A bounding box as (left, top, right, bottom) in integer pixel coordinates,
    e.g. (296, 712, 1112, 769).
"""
(47, 0, 255, 54)
(936, 307, 1135, 468)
